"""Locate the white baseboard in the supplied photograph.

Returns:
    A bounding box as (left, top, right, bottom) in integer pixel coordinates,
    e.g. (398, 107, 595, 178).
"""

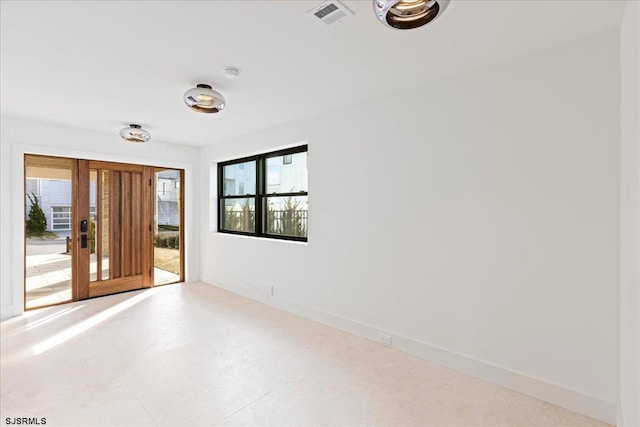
(201, 274, 269, 304)
(1, 305, 15, 320)
(617, 405, 624, 427)
(202, 279, 617, 424)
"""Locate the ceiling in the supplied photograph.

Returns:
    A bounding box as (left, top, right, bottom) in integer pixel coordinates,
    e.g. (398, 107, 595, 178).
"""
(0, 0, 625, 146)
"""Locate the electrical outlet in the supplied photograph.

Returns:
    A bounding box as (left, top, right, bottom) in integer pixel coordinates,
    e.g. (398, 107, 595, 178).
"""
(379, 333, 392, 347)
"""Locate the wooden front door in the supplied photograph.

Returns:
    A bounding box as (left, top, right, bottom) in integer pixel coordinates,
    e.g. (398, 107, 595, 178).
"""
(75, 160, 154, 299)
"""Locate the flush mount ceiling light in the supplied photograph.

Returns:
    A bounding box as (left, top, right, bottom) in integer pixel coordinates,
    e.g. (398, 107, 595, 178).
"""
(224, 66, 241, 79)
(119, 124, 151, 143)
(183, 84, 226, 113)
(374, 0, 449, 30)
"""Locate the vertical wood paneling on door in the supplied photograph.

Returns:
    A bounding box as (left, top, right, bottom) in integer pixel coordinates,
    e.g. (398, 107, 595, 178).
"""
(75, 160, 90, 300)
(71, 160, 163, 300)
(142, 167, 154, 288)
(110, 171, 122, 279)
(132, 172, 142, 275)
(121, 172, 132, 278)
(71, 159, 77, 301)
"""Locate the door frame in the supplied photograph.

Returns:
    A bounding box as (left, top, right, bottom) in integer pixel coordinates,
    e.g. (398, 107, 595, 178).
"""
(23, 154, 185, 310)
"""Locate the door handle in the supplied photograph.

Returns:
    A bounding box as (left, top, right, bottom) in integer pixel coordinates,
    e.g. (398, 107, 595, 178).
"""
(81, 234, 88, 249)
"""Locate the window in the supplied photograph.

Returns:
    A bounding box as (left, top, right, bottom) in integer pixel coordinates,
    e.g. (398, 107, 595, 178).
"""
(218, 145, 308, 241)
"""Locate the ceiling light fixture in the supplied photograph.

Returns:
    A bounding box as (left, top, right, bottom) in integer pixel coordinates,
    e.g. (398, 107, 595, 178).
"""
(184, 84, 226, 113)
(224, 67, 241, 79)
(374, 0, 449, 30)
(119, 124, 151, 143)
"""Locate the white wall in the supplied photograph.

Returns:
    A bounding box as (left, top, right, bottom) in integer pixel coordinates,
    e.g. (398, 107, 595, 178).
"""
(200, 33, 621, 423)
(620, 1, 640, 426)
(0, 117, 201, 318)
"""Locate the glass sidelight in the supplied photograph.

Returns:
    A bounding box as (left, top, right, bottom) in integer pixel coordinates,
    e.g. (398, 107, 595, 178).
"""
(24, 155, 74, 309)
(153, 168, 184, 286)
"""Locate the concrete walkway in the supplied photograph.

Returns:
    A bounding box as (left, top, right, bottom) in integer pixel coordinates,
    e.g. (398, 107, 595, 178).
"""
(25, 234, 179, 309)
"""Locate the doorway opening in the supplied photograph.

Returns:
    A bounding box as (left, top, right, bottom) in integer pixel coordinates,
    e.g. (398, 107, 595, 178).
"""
(24, 155, 185, 310)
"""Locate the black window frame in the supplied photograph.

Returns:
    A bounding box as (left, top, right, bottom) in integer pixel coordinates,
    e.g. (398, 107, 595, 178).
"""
(218, 145, 308, 242)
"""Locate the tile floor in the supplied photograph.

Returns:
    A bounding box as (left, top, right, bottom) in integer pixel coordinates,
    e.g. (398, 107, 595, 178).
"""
(1, 282, 610, 427)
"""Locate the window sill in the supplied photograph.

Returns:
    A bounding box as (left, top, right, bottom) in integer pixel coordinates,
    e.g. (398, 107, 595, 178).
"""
(215, 231, 308, 245)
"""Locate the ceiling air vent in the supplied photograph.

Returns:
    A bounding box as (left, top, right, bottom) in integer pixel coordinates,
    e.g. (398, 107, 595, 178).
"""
(307, 1, 353, 26)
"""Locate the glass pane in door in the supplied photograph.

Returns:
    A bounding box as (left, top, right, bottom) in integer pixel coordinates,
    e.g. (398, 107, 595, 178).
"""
(89, 169, 98, 281)
(99, 170, 110, 280)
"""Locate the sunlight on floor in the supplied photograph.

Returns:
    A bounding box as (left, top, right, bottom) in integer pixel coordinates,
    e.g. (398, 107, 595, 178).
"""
(32, 289, 156, 355)
(26, 306, 84, 331)
(1, 283, 609, 426)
